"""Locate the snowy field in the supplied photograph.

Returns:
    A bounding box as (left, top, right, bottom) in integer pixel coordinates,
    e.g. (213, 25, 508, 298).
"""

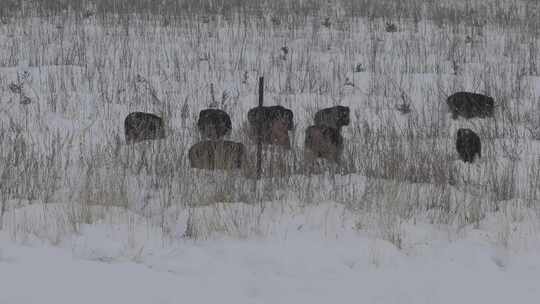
(1, 201, 540, 303)
(1, 0, 540, 303)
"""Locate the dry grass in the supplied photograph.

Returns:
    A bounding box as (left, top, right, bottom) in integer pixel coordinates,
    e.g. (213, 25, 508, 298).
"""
(0, 0, 539, 243)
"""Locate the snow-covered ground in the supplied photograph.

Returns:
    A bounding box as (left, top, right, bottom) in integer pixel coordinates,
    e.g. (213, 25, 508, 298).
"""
(1, 0, 540, 303)
(1, 201, 540, 304)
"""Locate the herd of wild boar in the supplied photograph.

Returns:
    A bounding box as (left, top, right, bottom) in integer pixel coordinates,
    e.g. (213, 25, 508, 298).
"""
(124, 91, 491, 171)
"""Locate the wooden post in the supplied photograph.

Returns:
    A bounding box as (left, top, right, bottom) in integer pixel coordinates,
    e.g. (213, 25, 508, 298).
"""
(256, 77, 264, 180)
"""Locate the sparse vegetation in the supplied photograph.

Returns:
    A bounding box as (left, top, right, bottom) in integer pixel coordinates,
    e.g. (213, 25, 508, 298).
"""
(1, 2, 540, 303)
(0, 0, 537, 254)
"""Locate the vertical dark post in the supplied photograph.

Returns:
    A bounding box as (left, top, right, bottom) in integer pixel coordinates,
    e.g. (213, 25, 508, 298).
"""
(256, 77, 264, 180)
(258, 77, 264, 107)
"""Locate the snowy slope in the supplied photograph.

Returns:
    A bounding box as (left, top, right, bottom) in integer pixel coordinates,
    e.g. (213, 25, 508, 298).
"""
(1, 1, 540, 303)
(1, 201, 540, 304)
